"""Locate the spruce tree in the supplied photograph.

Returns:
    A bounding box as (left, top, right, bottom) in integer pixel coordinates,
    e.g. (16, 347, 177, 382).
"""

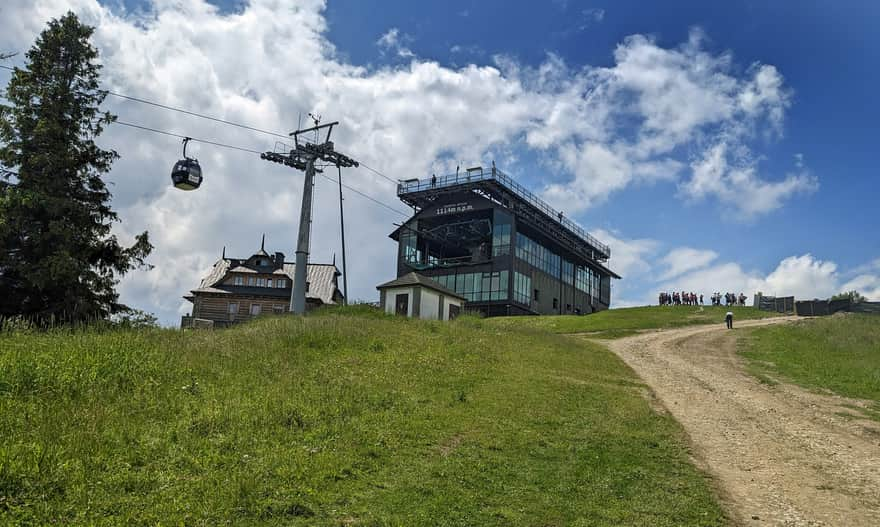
(0, 12, 152, 324)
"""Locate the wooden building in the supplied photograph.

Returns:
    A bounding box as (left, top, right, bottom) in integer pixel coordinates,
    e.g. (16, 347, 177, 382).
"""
(181, 238, 343, 328)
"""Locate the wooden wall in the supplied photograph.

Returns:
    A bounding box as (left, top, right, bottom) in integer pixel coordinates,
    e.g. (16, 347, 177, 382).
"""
(191, 294, 320, 326)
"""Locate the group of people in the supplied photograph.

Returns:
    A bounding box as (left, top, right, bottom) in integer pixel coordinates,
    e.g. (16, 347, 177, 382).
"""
(658, 291, 748, 307)
(711, 292, 748, 307)
(658, 291, 702, 306)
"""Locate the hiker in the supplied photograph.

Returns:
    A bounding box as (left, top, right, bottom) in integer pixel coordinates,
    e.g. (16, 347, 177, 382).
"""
(700, 293, 704, 305)
(725, 310, 734, 329)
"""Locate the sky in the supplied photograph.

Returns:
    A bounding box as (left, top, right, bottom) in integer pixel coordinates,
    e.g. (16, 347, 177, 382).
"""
(1, 0, 878, 325)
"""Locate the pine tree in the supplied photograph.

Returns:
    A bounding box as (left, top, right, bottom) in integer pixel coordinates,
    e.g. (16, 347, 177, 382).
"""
(0, 12, 152, 324)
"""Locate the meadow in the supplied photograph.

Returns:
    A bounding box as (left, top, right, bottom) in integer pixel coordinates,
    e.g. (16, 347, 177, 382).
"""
(0, 306, 726, 525)
(488, 305, 781, 338)
(740, 313, 880, 416)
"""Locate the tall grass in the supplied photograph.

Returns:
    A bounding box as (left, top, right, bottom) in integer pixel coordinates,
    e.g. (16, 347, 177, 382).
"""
(740, 314, 880, 407)
(489, 305, 781, 337)
(0, 309, 725, 525)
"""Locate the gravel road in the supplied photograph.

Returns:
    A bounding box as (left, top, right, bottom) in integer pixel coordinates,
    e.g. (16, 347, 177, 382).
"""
(601, 318, 880, 526)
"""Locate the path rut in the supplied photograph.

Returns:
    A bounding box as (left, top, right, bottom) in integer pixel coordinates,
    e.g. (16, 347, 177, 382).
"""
(599, 318, 880, 526)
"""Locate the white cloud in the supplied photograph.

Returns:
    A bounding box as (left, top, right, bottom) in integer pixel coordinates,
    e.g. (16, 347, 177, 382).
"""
(0, 1, 818, 323)
(840, 275, 880, 301)
(376, 28, 414, 58)
(681, 142, 818, 217)
(592, 229, 658, 278)
(532, 29, 812, 216)
(659, 247, 718, 280)
(580, 8, 605, 28)
(654, 254, 858, 304)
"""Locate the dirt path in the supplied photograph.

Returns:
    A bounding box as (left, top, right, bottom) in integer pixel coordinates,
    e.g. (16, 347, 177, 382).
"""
(600, 318, 880, 527)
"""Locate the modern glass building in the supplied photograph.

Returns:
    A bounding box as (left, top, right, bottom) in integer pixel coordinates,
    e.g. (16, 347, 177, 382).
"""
(390, 166, 620, 316)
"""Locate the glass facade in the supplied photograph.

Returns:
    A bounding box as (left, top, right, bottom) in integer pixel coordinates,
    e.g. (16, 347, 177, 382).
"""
(393, 196, 614, 313)
(515, 232, 561, 278)
(513, 271, 532, 306)
(516, 231, 601, 300)
(492, 222, 511, 257)
(400, 223, 420, 265)
(492, 211, 512, 257)
(433, 271, 509, 302)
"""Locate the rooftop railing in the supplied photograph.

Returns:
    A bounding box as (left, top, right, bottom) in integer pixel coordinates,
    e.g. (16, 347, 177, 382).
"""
(397, 167, 611, 258)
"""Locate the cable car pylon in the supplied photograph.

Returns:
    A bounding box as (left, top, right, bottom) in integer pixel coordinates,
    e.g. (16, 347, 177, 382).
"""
(260, 119, 358, 314)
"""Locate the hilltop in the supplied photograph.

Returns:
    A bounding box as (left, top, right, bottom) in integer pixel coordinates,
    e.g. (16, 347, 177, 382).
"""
(489, 305, 782, 338)
(0, 306, 725, 526)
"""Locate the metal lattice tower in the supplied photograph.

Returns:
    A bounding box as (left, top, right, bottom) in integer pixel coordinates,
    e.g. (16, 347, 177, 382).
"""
(260, 120, 358, 314)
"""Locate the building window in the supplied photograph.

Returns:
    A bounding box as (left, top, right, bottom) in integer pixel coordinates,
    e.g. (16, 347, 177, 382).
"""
(267, 278, 273, 288)
(492, 220, 511, 257)
(277, 278, 287, 288)
(431, 271, 508, 302)
(247, 276, 256, 286)
(272, 304, 285, 314)
(250, 304, 261, 316)
(575, 266, 593, 296)
(515, 232, 561, 278)
(257, 278, 267, 287)
(227, 302, 238, 321)
(512, 272, 531, 306)
(400, 221, 420, 265)
(234, 275, 243, 286)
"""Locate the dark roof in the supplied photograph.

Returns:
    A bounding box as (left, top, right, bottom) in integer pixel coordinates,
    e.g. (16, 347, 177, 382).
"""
(187, 259, 341, 304)
(376, 272, 466, 300)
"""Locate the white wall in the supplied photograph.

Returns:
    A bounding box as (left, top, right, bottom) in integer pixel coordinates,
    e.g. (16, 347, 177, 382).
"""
(420, 289, 440, 320)
(383, 286, 413, 317)
(382, 285, 464, 320)
(445, 298, 463, 320)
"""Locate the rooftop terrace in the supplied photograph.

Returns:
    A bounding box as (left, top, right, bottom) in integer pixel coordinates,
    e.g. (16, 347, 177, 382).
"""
(397, 166, 611, 260)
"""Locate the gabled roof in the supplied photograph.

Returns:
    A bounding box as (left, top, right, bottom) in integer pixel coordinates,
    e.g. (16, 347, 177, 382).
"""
(188, 259, 341, 305)
(376, 272, 466, 300)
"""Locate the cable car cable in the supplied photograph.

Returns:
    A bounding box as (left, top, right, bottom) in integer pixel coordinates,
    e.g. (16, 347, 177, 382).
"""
(115, 119, 409, 216)
(2, 64, 401, 184)
(3, 64, 407, 214)
(115, 121, 263, 154)
(109, 91, 291, 140)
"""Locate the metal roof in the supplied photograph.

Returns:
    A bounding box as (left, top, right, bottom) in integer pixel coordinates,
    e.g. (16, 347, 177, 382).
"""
(189, 258, 341, 305)
(376, 272, 467, 300)
(397, 166, 611, 260)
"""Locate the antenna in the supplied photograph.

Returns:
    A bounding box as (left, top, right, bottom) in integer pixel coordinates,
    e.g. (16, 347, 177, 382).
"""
(259, 120, 358, 314)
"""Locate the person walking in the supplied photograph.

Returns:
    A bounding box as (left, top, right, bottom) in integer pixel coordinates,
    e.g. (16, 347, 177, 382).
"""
(725, 310, 734, 329)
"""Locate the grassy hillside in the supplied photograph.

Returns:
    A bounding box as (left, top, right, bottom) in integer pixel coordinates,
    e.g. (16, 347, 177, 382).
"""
(488, 305, 781, 338)
(0, 306, 725, 526)
(740, 314, 880, 415)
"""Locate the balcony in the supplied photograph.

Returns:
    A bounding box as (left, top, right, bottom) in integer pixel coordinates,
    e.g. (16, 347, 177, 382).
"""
(398, 166, 611, 259)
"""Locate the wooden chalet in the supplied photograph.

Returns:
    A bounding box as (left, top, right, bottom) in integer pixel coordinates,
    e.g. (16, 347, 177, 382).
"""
(181, 237, 343, 328)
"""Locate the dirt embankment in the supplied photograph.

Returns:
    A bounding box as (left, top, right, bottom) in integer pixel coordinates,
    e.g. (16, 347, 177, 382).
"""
(599, 318, 880, 526)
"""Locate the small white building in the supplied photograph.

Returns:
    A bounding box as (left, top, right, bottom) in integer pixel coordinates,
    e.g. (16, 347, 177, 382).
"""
(376, 272, 466, 321)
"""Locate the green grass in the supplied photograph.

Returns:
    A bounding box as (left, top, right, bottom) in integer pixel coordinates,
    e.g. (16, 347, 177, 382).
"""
(0, 306, 726, 526)
(740, 314, 880, 414)
(488, 305, 781, 337)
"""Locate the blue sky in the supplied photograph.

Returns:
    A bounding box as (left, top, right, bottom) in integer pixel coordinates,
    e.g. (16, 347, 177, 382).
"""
(2, 0, 879, 324)
(322, 0, 879, 269)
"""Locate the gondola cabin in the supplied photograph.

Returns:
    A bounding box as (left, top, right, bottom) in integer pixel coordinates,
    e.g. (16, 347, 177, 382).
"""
(171, 158, 202, 191)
